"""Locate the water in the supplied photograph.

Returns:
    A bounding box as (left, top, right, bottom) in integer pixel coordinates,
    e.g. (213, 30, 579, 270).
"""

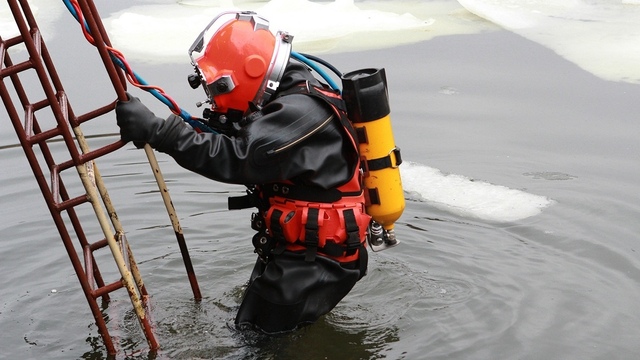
(2, 1, 640, 359)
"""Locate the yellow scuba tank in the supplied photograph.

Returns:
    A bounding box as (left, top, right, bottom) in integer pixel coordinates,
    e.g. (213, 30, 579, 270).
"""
(341, 68, 404, 251)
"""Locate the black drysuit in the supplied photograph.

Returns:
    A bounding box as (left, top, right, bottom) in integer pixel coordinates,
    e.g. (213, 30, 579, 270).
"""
(116, 61, 367, 333)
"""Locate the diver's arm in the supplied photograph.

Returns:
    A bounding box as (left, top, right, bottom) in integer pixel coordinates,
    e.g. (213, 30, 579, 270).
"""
(151, 94, 353, 188)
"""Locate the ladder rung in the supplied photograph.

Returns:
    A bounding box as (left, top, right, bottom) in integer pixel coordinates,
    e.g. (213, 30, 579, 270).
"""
(50, 163, 91, 211)
(84, 242, 123, 299)
(90, 238, 109, 252)
(1, 33, 25, 48)
(23, 102, 64, 144)
(0, 30, 41, 77)
(93, 280, 124, 299)
(55, 195, 89, 211)
(0, 57, 34, 77)
(25, 128, 63, 145)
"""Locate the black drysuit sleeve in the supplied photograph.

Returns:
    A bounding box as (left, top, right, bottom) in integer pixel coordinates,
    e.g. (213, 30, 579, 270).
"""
(147, 93, 356, 189)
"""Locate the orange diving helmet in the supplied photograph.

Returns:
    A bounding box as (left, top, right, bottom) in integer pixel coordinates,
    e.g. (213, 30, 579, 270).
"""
(188, 11, 293, 114)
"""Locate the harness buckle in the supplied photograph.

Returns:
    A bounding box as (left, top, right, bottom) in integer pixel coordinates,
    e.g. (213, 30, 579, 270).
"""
(252, 231, 274, 263)
(304, 208, 320, 261)
(250, 212, 264, 231)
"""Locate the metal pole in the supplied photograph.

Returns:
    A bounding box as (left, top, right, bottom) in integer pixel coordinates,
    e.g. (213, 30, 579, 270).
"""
(76, 0, 202, 300)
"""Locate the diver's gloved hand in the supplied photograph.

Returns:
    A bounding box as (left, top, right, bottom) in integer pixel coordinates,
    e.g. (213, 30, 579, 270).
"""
(116, 93, 164, 148)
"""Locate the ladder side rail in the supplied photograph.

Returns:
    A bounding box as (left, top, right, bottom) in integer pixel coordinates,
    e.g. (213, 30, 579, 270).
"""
(9, 2, 83, 166)
(7, 4, 148, 316)
(5, 1, 127, 354)
(2, 38, 114, 301)
(1, 77, 118, 355)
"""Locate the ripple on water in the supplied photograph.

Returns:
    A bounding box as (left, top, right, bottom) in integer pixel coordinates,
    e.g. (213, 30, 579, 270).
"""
(328, 256, 482, 330)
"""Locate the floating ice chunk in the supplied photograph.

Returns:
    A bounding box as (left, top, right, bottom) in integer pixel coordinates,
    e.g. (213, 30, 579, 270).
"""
(400, 161, 554, 222)
(457, 0, 640, 83)
(105, 0, 434, 62)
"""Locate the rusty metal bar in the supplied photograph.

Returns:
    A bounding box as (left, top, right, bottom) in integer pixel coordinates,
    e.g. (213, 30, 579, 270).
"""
(93, 280, 125, 299)
(73, 0, 202, 301)
(75, 0, 128, 102)
(143, 145, 203, 300)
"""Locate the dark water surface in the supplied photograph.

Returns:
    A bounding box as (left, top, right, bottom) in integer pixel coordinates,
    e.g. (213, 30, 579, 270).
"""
(2, 7, 640, 360)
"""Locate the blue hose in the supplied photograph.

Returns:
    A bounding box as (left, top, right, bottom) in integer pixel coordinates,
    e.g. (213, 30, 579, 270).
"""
(291, 51, 341, 92)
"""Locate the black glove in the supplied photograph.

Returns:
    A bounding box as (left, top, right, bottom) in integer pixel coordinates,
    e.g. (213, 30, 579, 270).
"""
(115, 93, 164, 148)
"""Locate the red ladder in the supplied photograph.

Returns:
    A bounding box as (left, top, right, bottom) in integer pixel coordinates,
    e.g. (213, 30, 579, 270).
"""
(1, 0, 201, 355)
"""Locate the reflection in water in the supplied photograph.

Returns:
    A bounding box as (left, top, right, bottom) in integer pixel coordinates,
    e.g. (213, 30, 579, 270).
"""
(75, 294, 400, 359)
(238, 319, 398, 360)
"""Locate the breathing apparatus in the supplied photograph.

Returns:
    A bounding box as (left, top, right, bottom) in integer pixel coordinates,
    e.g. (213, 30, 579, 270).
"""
(186, 11, 404, 251)
(288, 53, 405, 250)
(341, 68, 404, 250)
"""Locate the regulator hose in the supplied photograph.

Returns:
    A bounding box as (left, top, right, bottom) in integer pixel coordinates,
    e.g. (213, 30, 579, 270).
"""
(291, 51, 342, 92)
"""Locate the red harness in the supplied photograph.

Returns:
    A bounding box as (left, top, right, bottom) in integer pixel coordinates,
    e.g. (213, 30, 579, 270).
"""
(261, 82, 370, 264)
(226, 82, 370, 266)
(263, 172, 369, 264)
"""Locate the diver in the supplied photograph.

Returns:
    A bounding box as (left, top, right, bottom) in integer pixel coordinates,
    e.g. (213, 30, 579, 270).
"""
(115, 11, 373, 333)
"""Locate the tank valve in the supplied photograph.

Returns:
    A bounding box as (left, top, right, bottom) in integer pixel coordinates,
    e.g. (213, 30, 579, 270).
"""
(367, 221, 400, 252)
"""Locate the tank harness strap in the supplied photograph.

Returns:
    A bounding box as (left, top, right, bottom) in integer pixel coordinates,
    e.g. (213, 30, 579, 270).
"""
(278, 81, 359, 150)
(292, 81, 404, 184)
(304, 208, 320, 261)
(355, 127, 368, 144)
(228, 193, 255, 210)
(361, 148, 402, 208)
(365, 188, 381, 206)
(358, 243, 368, 279)
(307, 84, 361, 151)
(363, 148, 403, 172)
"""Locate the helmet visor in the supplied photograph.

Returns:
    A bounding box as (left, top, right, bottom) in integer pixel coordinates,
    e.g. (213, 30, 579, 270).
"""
(188, 11, 238, 102)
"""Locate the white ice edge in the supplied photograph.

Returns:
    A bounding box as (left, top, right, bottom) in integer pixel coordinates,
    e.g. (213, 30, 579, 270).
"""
(401, 161, 554, 222)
